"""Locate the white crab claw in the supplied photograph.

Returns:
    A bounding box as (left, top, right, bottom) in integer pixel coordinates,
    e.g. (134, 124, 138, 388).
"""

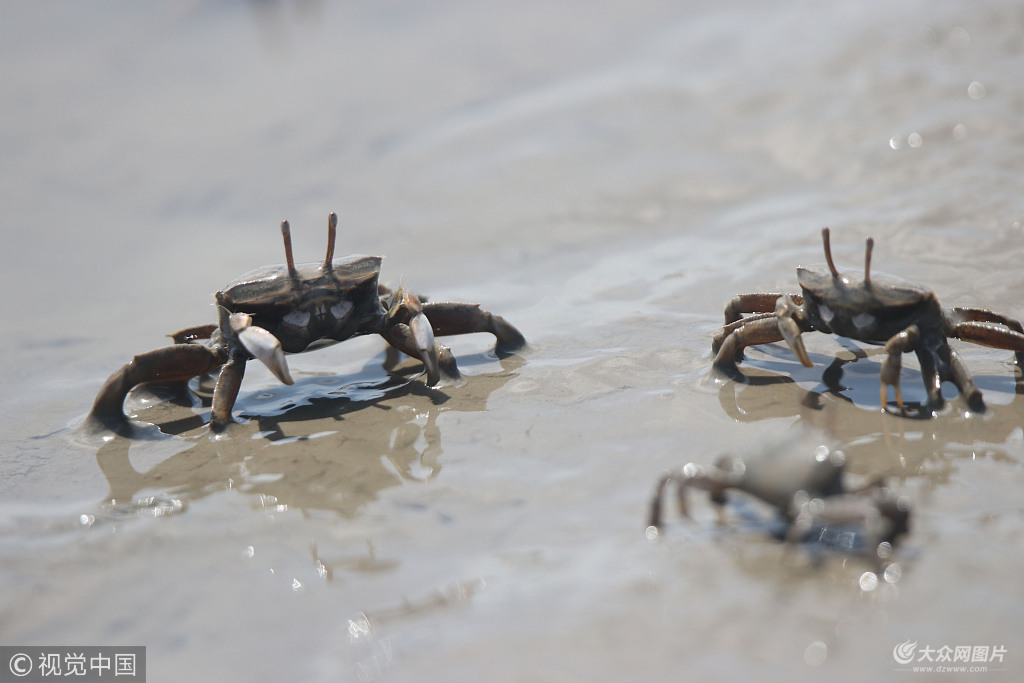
(776, 296, 813, 367)
(231, 314, 294, 385)
(409, 312, 441, 386)
(778, 316, 812, 367)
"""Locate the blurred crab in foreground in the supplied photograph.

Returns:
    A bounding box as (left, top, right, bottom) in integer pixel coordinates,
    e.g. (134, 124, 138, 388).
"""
(647, 445, 911, 558)
(712, 228, 1024, 414)
(88, 213, 526, 433)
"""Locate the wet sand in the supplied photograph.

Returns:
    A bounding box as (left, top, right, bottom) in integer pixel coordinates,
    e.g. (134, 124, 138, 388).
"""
(2, 1, 1023, 681)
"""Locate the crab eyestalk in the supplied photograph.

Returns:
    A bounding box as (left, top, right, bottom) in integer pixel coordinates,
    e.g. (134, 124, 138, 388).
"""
(864, 237, 874, 286)
(323, 212, 338, 272)
(821, 227, 839, 278)
(281, 220, 298, 279)
(776, 295, 813, 367)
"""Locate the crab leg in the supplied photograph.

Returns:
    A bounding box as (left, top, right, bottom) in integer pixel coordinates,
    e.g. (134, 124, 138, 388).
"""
(712, 316, 787, 375)
(949, 319, 1024, 366)
(420, 301, 527, 353)
(945, 306, 1024, 333)
(88, 344, 226, 428)
(647, 473, 674, 529)
(170, 324, 218, 344)
(648, 467, 736, 529)
(880, 326, 917, 412)
(210, 348, 247, 431)
(646, 471, 703, 529)
(946, 347, 984, 412)
(723, 293, 802, 324)
(712, 312, 776, 355)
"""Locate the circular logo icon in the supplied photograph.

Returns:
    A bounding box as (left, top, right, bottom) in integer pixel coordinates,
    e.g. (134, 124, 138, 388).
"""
(8, 652, 33, 677)
(893, 639, 917, 665)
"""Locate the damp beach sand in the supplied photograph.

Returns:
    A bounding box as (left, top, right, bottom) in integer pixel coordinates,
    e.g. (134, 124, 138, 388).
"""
(2, 2, 1023, 680)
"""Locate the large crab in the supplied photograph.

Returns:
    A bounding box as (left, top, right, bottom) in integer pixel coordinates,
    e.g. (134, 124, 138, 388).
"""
(647, 445, 911, 556)
(88, 213, 526, 433)
(712, 228, 1024, 414)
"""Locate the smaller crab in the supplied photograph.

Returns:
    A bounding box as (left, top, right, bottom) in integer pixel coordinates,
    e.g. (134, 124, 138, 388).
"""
(88, 213, 526, 433)
(647, 445, 910, 555)
(712, 228, 1024, 414)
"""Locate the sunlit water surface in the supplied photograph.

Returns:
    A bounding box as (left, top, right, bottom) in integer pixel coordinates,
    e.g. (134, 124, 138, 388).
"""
(2, 1, 1023, 681)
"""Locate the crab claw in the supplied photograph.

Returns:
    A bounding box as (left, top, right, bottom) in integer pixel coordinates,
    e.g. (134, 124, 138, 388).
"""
(230, 313, 294, 385)
(776, 295, 813, 367)
(409, 311, 441, 386)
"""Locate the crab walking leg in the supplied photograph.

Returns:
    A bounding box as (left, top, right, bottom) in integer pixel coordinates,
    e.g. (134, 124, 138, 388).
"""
(880, 326, 918, 412)
(712, 316, 787, 374)
(648, 471, 705, 530)
(711, 312, 777, 355)
(647, 473, 674, 529)
(648, 468, 738, 529)
(946, 307, 1024, 333)
(209, 348, 247, 431)
(951, 320, 1024, 365)
(946, 347, 984, 412)
(88, 344, 226, 426)
(170, 324, 218, 344)
(419, 301, 527, 353)
(723, 292, 803, 324)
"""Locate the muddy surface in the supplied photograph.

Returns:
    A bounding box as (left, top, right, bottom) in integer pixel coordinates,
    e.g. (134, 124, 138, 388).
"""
(2, 1, 1023, 680)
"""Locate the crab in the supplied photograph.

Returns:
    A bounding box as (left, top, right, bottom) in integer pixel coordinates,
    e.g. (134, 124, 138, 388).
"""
(87, 212, 526, 433)
(712, 228, 1024, 414)
(647, 445, 911, 555)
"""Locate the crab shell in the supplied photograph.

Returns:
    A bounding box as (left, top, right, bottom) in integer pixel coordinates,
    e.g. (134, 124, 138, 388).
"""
(216, 255, 387, 355)
(795, 267, 942, 344)
(711, 446, 846, 511)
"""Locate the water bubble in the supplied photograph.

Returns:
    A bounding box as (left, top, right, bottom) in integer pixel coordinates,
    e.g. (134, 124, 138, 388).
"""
(952, 123, 967, 141)
(907, 132, 923, 148)
(948, 26, 970, 49)
(813, 445, 830, 462)
(79, 514, 95, 527)
(859, 571, 879, 592)
(348, 614, 373, 642)
(967, 81, 986, 100)
(883, 563, 903, 584)
(889, 136, 903, 150)
(804, 641, 828, 666)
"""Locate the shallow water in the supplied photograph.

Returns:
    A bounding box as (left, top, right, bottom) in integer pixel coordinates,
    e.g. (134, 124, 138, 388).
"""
(3, 1, 1024, 681)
